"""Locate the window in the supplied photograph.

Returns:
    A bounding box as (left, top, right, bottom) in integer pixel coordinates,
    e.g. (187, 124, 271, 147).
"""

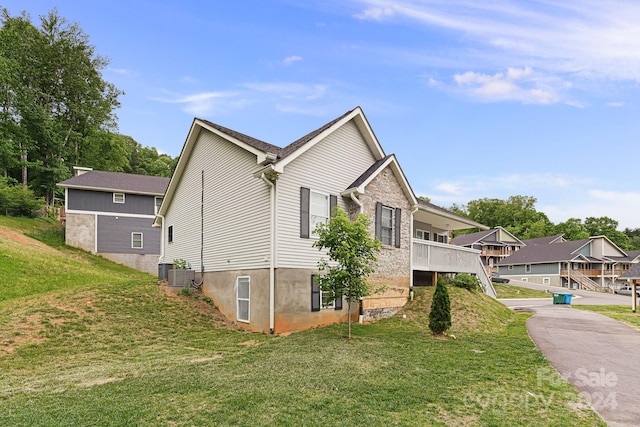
(508, 265, 514, 271)
(543, 277, 550, 285)
(237, 277, 250, 322)
(168, 225, 173, 243)
(131, 232, 143, 249)
(309, 191, 329, 236)
(311, 275, 342, 311)
(525, 264, 532, 273)
(113, 193, 125, 204)
(415, 229, 430, 241)
(155, 197, 163, 214)
(521, 277, 529, 282)
(300, 187, 337, 239)
(375, 202, 401, 248)
(380, 206, 393, 245)
(435, 233, 448, 243)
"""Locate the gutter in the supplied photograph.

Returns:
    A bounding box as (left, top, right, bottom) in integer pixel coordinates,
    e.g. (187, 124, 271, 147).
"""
(155, 214, 165, 263)
(350, 192, 363, 214)
(409, 204, 419, 300)
(260, 173, 276, 334)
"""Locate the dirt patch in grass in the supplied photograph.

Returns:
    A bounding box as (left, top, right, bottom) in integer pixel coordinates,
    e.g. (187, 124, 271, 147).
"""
(0, 226, 57, 253)
(160, 285, 241, 330)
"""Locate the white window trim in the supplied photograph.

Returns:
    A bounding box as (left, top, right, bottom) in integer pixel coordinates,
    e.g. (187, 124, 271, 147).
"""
(415, 228, 430, 241)
(168, 225, 174, 243)
(155, 197, 163, 214)
(543, 277, 550, 285)
(521, 277, 529, 282)
(309, 190, 330, 237)
(322, 289, 335, 310)
(113, 193, 125, 204)
(525, 264, 532, 273)
(237, 276, 250, 323)
(131, 232, 143, 249)
(380, 206, 394, 246)
(508, 265, 514, 271)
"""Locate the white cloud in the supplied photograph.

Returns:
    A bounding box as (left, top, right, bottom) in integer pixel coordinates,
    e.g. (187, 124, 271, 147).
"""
(353, 0, 640, 89)
(283, 55, 303, 66)
(243, 82, 328, 101)
(452, 66, 562, 104)
(152, 91, 235, 116)
(354, 7, 395, 21)
(108, 67, 136, 77)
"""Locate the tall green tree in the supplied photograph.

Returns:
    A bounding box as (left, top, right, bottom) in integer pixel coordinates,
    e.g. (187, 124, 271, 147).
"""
(313, 207, 381, 339)
(0, 8, 122, 203)
(554, 218, 589, 241)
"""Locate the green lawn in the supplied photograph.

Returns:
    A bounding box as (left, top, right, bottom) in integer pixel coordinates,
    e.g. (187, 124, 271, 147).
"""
(494, 283, 552, 299)
(0, 217, 604, 426)
(576, 305, 640, 332)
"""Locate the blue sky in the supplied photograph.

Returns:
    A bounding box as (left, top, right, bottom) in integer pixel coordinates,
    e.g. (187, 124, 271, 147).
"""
(6, 1, 640, 229)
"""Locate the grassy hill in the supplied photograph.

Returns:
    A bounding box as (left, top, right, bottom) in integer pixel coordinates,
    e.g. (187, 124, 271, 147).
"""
(0, 217, 604, 426)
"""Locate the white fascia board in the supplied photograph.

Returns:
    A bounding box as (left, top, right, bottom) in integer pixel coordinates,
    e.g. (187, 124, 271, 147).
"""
(66, 209, 156, 220)
(56, 184, 163, 197)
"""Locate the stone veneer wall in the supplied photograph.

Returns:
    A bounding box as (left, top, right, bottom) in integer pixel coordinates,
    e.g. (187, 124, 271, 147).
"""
(350, 166, 412, 321)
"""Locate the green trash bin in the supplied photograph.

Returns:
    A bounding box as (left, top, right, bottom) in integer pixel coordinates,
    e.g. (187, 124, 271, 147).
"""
(552, 293, 564, 304)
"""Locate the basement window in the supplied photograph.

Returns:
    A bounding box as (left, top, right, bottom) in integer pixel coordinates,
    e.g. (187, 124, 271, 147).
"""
(237, 277, 250, 323)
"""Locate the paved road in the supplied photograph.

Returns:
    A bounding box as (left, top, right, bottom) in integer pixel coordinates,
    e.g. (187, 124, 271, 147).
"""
(499, 280, 640, 427)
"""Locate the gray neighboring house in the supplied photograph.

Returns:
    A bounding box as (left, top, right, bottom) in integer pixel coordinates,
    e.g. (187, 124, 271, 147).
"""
(452, 226, 525, 274)
(497, 234, 640, 290)
(57, 167, 170, 274)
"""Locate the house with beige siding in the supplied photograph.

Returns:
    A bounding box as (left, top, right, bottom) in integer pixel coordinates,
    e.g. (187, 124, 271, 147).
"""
(452, 227, 525, 274)
(57, 167, 170, 275)
(155, 107, 492, 333)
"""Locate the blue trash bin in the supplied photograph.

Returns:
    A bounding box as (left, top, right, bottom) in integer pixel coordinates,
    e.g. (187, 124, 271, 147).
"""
(563, 293, 573, 304)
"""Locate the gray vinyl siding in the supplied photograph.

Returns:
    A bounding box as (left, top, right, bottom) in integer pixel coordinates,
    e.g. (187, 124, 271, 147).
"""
(413, 220, 449, 242)
(163, 130, 270, 272)
(97, 215, 160, 254)
(500, 263, 559, 275)
(68, 189, 156, 215)
(574, 245, 591, 257)
(276, 121, 378, 269)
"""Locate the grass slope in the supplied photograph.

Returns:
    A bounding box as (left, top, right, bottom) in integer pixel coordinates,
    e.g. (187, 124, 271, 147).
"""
(0, 217, 604, 426)
(494, 283, 552, 299)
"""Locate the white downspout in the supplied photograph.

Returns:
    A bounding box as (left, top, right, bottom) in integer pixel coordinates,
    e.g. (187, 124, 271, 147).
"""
(260, 173, 276, 334)
(409, 204, 419, 301)
(350, 192, 363, 214)
(156, 214, 165, 264)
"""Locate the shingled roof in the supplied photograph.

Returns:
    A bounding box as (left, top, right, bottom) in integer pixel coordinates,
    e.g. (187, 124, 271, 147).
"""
(620, 262, 640, 279)
(58, 171, 170, 195)
(497, 238, 590, 265)
(451, 229, 496, 246)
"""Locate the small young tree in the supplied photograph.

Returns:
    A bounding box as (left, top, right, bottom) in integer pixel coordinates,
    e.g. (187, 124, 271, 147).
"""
(313, 207, 381, 339)
(429, 277, 451, 335)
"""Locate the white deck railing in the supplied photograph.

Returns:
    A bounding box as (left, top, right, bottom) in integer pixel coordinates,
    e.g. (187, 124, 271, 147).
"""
(412, 240, 496, 298)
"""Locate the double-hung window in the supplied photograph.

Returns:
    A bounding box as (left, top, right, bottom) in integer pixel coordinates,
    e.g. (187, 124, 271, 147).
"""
(309, 191, 329, 236)
(237, 277, 250, 322)
(375, 202, 401, 248)
(415, 229, 430, 241)
(131, 232, 143, 249)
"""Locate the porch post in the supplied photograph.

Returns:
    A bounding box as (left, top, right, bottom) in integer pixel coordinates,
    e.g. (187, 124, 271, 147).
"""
(633, 281, 637, 313)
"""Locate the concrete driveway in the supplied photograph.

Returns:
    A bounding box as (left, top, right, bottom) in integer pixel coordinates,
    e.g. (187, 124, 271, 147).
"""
(500, 280, 640, 427)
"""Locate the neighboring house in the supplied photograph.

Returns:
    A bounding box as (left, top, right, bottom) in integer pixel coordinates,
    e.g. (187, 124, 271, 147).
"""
(497, 234, 640, 290)
(154, 106, 492, 334)
(57, 167, 170, 275)
(452, 227, 525, 273)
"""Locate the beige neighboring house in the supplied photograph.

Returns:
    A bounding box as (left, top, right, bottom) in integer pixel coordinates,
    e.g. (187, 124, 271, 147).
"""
(452, 226, 525, 274)
(57, 167, 170, 275)
(154, 107, 492, 334)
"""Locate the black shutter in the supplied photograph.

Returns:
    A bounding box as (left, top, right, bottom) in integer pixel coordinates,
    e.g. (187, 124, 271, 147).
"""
(375, 202, 382, 240)
(395, 208, 402, 248)
(300, 187, 310, 238)
(330, 195, 338, 217)
(334, 294, 342, 310)
(311, 275, 320, 312)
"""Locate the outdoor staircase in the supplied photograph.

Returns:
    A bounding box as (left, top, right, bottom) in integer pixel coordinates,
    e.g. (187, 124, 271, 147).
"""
(475, 258, 497, 298)
(568, 269, 610, 293)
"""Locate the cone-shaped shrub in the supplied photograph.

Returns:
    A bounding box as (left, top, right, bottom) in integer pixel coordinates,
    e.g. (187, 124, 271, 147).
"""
(429, 277, 451, 334)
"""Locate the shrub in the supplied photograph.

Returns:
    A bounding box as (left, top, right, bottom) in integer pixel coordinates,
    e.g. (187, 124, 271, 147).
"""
(0, 178, 43, 217)
(452, 273, 480, 291)
(429, 277, 451, 334)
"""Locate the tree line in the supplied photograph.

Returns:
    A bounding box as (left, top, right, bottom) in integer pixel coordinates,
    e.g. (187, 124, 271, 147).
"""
(450, 195, 640, 250)
(0, 8, 176, 207)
